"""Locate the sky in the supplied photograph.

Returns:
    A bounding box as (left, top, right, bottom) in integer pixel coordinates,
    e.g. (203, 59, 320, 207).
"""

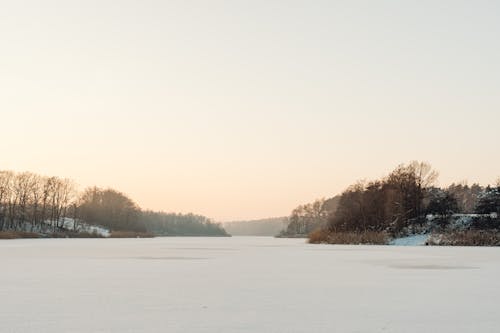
(1, 1, 499, 221)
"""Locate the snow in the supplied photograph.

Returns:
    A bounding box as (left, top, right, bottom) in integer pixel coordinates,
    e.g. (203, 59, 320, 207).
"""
(389, 234, 429, 246)
(42, 217, 111, 237)
(1, 236, 500, 332)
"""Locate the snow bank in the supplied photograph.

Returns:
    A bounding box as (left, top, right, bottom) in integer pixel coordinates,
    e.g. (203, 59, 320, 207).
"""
(389, 234, 429, 246)
(43, 218, 110, 237)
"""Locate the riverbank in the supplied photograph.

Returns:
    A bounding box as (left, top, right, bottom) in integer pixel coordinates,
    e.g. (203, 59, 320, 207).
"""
(0, 230, 154, 239)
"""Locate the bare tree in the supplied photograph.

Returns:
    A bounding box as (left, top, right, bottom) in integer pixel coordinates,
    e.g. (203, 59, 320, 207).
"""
(56, 179, 76, 229)
(28, 174, 45, 231)
(0, 171, 14, 231)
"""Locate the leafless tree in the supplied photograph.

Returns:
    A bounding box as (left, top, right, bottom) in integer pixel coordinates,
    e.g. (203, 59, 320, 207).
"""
(0, 171, 14, 231)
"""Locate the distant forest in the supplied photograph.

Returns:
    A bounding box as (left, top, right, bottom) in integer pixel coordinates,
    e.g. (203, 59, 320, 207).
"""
(0, 170, 228, 237)
(224, 217, 287, 236)
(142, 211, 228, 236)
(281, 161, 500, 244)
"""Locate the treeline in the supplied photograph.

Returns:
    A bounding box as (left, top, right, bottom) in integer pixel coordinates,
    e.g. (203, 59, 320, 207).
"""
(282, 161, 500, 238)
(142, 211, 229, 236)
(0, 171, 76, 232)
(77, 186, 143, 232)
(224, 217, 287, 236)
(280, 196, 339, 236)
(328, 162, 499, 234)
(0, 170, 228, 237)
(329, 161, 438, 233)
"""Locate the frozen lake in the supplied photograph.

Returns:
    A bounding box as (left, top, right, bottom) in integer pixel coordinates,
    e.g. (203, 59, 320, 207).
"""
(1, 237, 500, 332)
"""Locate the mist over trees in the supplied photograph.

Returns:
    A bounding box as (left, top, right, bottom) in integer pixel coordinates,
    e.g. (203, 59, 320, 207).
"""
(0, 170, 228, 237)
(224, 217, 287, 236)
(142, 211, 228, 236)
(77, 187, 144, 232)
(280, 197, 339, 236)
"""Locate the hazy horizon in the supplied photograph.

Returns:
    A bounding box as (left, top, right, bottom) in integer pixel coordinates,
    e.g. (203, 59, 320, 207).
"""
(2, 1, 499, 221)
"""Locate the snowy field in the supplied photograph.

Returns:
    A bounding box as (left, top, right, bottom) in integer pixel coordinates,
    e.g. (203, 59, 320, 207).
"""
(1, 237, 500, 333)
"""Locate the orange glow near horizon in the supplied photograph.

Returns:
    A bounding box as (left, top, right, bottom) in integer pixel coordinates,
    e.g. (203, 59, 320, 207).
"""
(1, 1, 499, 220)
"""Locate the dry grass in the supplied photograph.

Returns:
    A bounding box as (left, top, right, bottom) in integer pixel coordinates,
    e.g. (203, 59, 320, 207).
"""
(109, 231, 155, 238)
(308, 229, 332, 243)
(0, 231, 41, 239)
(50, 231, 104, 238)
(428, 231, 500, 246)
(0, 230, 155, 239)
(0, 231, 106, 239)
(309, 229, 388, 245)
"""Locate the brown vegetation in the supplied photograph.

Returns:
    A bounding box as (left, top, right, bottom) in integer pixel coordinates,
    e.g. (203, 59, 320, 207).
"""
(0, 170, 76, 232)
(0, 231, 107, 239)
(329, 161, 437, 234)
(50, 231, 104, 238)
(428, 231, 500, 246)
(0, 231, 41, 239)
(78, 187, 144, 232)
(308, 229, 388, 245)
(283, 198, 332, 236)
(109, 231, 155, 238)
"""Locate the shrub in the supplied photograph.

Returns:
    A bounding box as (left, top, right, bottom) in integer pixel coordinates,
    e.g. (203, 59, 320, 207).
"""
(309, 229, 388, 245)
(428, 231, 500, 246)
(0, 231, 41, 239)
(308, 229, 331, 243)
(50, 231, 104, 238)
(109, 231, 154, 238)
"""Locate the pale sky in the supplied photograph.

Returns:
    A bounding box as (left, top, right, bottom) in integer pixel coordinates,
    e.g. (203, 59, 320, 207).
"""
(1, 1, 499, 221)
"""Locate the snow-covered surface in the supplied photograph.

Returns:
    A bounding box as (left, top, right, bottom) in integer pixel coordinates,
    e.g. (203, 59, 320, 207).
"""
(43, 217, 111, 237)
(1, 237, 500, 332)
(389, 234, 429, 246)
